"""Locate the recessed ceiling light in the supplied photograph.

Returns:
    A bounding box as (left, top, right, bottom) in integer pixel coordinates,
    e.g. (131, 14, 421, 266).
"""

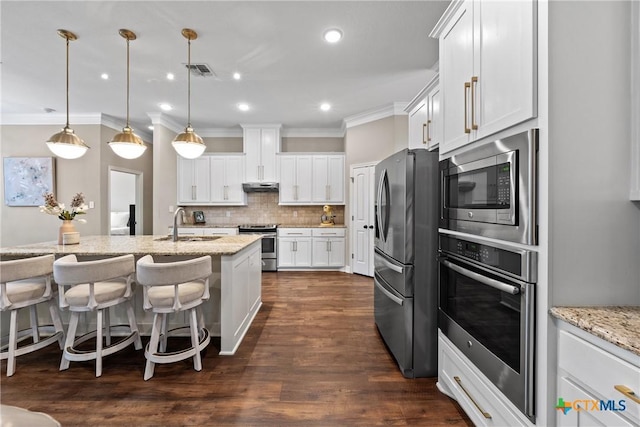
(320, 103, 331, 111)
(148, 125, 154, 131)
(166, 73, 175, 80)
(233, 72, 241, 80)
(238, 103, 250, 112)
(159, 103, 173, 111)
(323, 29, 343, 43)
(101, 73, 109, 80)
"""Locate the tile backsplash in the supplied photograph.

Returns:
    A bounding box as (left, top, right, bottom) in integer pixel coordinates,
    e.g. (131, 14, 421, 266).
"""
(180, 193, 345, 226)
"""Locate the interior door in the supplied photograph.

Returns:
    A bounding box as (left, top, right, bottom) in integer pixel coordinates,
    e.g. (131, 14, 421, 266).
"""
(352, 164, 375, 276)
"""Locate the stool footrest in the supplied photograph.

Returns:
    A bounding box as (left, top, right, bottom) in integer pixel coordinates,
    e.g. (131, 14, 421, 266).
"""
(64, 326, 139, 362)
(0, 329, 63, 359)
(144, 326, 210, 364)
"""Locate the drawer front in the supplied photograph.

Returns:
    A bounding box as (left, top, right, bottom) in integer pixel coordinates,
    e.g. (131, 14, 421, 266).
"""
(558, 330, 640, 424)
(439, 335, 526, 427)
(202, 228, 238, 236)
(278, 228, 312, 237)
(311, 228, 346, 237)
(557, 376, 636, 427)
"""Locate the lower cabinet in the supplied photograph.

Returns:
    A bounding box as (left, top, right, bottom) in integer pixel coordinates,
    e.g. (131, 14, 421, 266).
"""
(278, 227, 346, 269)
(278, 228, 312, 268)
(311, 228, 346, 267)
(556, 322, 640, 427)
(437, 332, 532, 427)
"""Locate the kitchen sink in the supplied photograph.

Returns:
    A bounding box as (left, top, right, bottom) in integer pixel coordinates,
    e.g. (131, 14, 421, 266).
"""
(154, 235, 222, 242)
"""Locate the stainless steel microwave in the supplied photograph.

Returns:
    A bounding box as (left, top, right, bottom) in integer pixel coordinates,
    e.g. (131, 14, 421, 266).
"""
(440, 129, 538, 245)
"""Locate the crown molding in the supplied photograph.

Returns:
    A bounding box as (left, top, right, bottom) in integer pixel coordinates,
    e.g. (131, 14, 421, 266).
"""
(343, 102, 408, 129)
(281, 128, 344, 138)
(1, 113, 103, 126)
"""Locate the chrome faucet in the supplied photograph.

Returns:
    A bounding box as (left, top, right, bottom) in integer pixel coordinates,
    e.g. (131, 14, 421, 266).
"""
(172, 207, 185, 242)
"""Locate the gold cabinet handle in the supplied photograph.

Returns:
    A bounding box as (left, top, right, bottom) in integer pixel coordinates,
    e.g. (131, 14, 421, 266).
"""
(464, 83, 471, 134)
(615, 385, 640, 404)
(427, 119, 432, 142)
(454, 376, 491, 419)
(471, 76, 478, 130)
(422, 123, 428, 144)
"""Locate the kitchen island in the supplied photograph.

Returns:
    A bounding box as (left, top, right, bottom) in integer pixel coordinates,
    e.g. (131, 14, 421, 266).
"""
(0, 234, 263, 355)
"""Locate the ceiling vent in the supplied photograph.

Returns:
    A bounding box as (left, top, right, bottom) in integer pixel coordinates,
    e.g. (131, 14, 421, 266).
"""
(184, 63, 215, 77)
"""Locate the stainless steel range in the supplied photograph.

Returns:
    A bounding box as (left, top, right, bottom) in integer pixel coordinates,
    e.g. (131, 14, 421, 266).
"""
(238, 224, 277, 271)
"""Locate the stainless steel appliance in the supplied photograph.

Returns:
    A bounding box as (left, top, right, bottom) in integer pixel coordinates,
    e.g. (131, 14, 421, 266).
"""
(238, 224, 277, 271)
(438, 233, 537, 420)
(374, 148, 439, 378)
(439, 129, 538, 245)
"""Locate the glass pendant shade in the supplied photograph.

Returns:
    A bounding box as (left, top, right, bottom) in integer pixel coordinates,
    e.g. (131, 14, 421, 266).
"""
(109, 29, 146, 159)
(46, 29, 89, 159)
(172, 126, 206, 159)
(172, 28, 205, 159)
(109, 126, 147, 159)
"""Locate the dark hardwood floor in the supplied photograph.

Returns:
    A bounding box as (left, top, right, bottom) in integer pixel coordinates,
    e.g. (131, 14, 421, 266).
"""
(1, 271, 472, 426)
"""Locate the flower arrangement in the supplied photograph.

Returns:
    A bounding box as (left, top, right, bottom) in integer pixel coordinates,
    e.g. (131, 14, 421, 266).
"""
(40, 192, 88, 223)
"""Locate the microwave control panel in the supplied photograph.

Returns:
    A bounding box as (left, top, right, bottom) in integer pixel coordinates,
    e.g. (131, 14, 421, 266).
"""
(496, 162, 511, 206)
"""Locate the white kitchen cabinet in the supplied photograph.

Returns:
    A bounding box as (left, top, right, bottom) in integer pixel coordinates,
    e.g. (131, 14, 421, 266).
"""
(202, 228, 238, 236)
(242, 125, 281, 182)
(437, 332, 532, 427)
(312, 155, 345, 204)
(432, 0, 536, 154)
(277, 228, 312, 268)
(406, 75, 441, 151)
(556, 323, 640, 427)
(177, 156, 210, 204)
(278, 155, 313, 204)
(210, 155, 247, 205)
(311, 228, 346, 267)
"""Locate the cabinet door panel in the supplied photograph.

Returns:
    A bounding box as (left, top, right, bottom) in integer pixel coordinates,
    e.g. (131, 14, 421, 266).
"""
(475, 0, 536, 140)
(428, 86, 441, 150)
(328, 238, 345, 267)
(279, 156, 297, 203)
(295, 238, 312, 267)
(296, 156, 313, 202)
(409, 99, 429, 149)
(224, 156, 245, 203)
(261, 128, 278, 182)
(440, 1, 474, 153)
(326, 156, 345, 203)
(210, 157, 226, 202)
(244, 128, 262, 182)
(277, 238, 296, 267)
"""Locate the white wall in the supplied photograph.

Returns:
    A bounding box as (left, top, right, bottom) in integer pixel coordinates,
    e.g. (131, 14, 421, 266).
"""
(110, 170, 136, 212)
(548, 0, 640, 306)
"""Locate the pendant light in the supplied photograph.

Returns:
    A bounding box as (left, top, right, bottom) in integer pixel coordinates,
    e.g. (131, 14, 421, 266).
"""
(46, 29, 90, 159)
(108, 29, 147, 159)
(172, 28, 205, 159)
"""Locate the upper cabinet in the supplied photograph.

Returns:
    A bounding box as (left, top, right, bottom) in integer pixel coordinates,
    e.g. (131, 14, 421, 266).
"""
(279, 154, 313, 204)
(406, 75, 441, 150)
(210, 154, 247, 205)
(278, 154, 345, 205)
(431, 0, 537, 154)
(177, 156, 210, 204)
(312, 155, 345, 204)
(177, 154, 246, 206)
(242, 125, 281, 182)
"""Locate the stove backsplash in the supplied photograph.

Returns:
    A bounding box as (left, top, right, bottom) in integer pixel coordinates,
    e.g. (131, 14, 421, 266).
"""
(180, 193, 344, 226)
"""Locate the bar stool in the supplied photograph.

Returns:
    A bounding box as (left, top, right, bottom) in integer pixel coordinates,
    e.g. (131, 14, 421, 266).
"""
(135, 255, 211, 380)
(53, 254, 142, 377)
(0, 254, 64, 377)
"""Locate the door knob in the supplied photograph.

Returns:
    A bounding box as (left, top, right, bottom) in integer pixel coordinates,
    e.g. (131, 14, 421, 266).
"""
(368, 225, 374, 229)
(363, 225, 368, 229)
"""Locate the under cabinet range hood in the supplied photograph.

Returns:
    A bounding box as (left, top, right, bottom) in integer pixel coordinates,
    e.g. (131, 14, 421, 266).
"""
(242, 182, 279, 193)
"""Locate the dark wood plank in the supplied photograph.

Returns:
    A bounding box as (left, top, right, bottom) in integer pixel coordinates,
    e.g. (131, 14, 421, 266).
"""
(1, 271, 472, 426)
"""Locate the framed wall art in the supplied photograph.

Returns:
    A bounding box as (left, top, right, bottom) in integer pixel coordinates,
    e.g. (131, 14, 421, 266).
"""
(3, 157, 56, 206)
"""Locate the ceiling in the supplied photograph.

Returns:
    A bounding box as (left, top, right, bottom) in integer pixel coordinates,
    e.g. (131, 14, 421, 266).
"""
(1, 1, 450, 137)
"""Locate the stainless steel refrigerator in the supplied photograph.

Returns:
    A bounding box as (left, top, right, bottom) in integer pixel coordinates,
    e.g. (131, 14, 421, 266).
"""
(374, 148, 439, 378)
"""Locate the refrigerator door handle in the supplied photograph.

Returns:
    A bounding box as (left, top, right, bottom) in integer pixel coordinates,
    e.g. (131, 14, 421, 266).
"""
(377, 253, 404, 274)
(374, 276, 403, 306)
(376, 168, 389, 243)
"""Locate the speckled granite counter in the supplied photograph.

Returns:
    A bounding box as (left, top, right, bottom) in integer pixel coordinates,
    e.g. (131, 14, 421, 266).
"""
(550, 306, 640, 357)
(278, 224, 346, 228)
(0, 235, 262, 257)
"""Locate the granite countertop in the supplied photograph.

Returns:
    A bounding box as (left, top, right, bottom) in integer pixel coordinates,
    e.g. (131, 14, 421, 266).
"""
(550, 306, 640, 356)
(0, 235, 262, 257)
(172, 224, 347, 229)
(171, 224, 239, 229)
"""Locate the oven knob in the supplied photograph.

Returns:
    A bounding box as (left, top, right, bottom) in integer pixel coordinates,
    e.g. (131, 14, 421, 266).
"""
(467, 341, 472, 348)
(468, 212, 473, 218)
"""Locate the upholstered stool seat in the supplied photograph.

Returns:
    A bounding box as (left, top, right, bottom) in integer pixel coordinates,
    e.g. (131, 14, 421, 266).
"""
(53, 254, 142, 377)
(135, 255, 211, 380)
(0, 254, 64, 377)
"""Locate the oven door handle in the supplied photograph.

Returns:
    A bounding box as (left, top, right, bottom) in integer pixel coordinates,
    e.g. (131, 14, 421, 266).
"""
(442, 259, 520, 295)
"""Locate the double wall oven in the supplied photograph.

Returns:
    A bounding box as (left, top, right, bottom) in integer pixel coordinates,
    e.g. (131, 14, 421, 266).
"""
(438, 129, 539, 421)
